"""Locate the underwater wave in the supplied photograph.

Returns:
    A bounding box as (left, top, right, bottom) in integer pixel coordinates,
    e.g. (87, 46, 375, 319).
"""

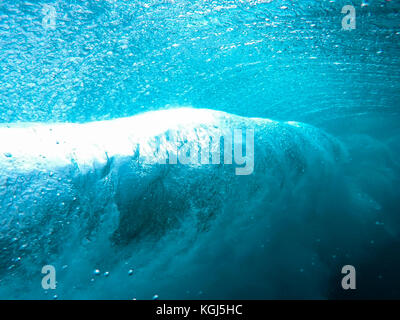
(1, 107, 398, 299)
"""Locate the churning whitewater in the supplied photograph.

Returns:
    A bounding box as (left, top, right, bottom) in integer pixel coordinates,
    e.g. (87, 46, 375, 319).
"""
(0, 107, 397, 299)
(0, 107, 344, 297)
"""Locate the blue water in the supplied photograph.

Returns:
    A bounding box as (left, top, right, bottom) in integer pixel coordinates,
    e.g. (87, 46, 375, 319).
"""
(0, 0, 399, 299)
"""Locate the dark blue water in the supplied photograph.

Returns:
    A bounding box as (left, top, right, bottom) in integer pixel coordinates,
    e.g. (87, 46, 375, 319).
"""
(0, 0, 399, 299)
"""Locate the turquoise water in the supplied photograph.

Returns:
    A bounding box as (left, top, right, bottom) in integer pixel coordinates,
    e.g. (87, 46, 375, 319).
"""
(0, 0, 399, 299)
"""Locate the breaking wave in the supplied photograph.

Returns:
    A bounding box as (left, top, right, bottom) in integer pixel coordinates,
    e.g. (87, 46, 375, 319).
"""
(1, 107, 399, 299)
